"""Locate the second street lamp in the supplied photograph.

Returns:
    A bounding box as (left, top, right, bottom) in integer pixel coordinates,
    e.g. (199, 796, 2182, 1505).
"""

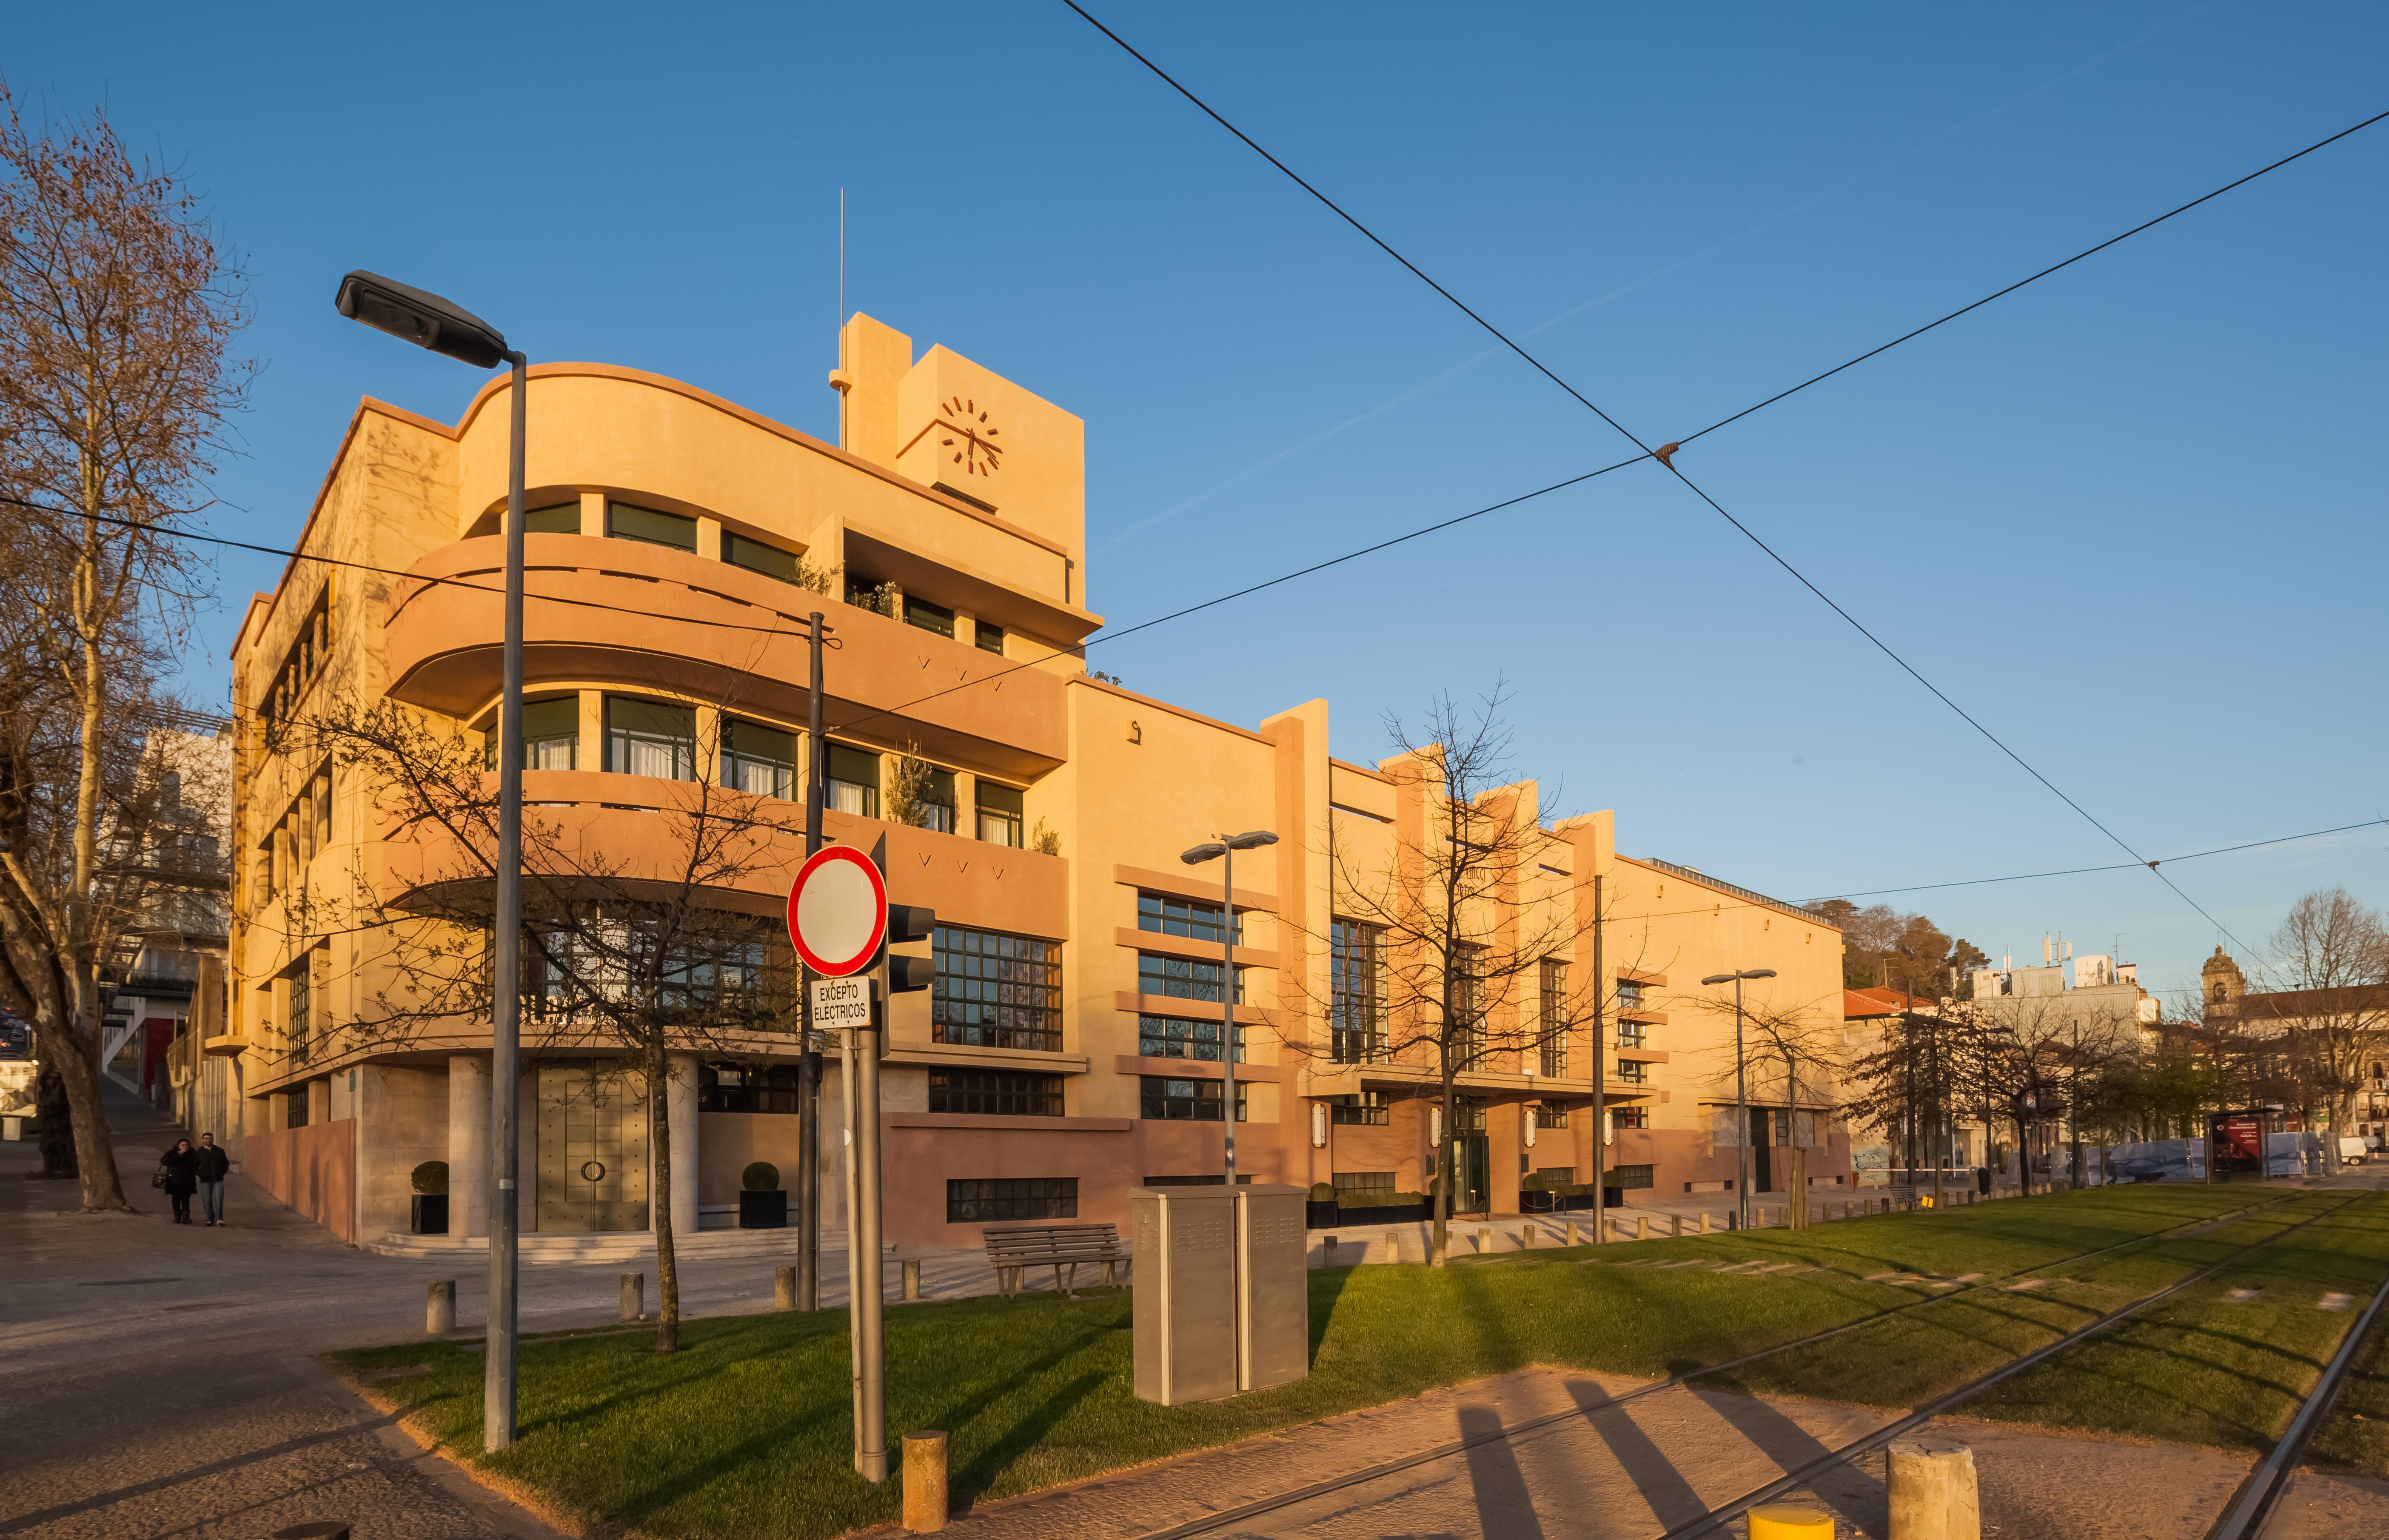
(1701, 968, 1777, 1233)
(1182, 830, 1276, 1181)
(336, 270, 527, 1453)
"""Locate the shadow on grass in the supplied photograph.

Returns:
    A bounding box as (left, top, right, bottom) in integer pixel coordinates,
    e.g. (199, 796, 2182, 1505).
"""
(1310, 1263, 1359, 1360)
(951, 1370, 1109, 1507)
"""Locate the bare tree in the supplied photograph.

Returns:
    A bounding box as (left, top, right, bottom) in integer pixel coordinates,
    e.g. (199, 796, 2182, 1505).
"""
(0, 85, 251, 1208)
(2250, 889, 2389, 1132)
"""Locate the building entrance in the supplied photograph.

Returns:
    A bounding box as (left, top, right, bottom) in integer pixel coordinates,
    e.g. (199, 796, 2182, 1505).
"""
(536, 1063, 650, 1232)
(1454, 1134, 1491, 1216)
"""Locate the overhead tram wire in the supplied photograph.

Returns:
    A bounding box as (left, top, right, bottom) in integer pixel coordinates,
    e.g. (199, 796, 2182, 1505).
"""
(1811, 816, 2389, 902)
(1061, 4, 2388, 954)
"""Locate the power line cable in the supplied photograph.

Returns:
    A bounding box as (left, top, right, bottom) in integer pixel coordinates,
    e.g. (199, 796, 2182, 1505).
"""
(1812, 817, 2389, 901)
(1062, 1, 2375, 954)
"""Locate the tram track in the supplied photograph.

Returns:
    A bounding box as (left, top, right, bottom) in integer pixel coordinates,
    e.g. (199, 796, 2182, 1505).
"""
(2205, 1262, 2389, 1538)
(1134, 1188, 2324, 1540)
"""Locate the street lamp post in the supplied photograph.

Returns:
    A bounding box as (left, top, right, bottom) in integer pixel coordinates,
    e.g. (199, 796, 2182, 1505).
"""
(1701, 968, 1777, 1232)
(1182, 831, 1277, 1181)
(335, 271, 527, 1452)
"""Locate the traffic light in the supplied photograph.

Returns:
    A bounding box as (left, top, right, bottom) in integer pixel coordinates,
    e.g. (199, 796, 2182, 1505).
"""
(886, 905, 935, 993)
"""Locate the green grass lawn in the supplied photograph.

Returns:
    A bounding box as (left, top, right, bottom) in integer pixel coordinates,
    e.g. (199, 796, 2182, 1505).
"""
(327, 1184, 2266, 1540)
(2307, 1241, 2389, 1474)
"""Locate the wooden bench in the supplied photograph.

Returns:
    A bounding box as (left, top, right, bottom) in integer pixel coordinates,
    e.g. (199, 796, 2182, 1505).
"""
(983, 1222, 1129, 1299)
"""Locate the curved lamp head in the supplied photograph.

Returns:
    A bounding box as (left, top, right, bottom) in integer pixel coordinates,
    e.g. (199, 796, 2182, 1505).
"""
(1181, 842, 1228, 865)
(335, 270, 510, 369)
(1701, 968, 1780, 985)
(1183, 830, 1277, 864)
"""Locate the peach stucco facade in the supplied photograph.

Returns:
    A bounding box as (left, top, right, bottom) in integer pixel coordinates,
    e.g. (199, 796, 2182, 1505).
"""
(223, 313, 1849, 1250)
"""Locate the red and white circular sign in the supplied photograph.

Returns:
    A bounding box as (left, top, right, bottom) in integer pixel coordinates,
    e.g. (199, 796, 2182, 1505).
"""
(786, 845, 888, 977)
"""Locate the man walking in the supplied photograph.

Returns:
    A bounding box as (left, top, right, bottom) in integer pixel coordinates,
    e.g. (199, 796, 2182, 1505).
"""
(194, 1132, 231, 1227)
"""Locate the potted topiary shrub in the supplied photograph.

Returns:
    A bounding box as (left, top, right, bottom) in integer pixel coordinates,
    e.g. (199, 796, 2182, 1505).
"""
(739, 1161, 787, 1229)
(410, 1161, 449, 1235)
(1519, 1171, 1555, 1214)
(1307, 1181, 1339, 1229)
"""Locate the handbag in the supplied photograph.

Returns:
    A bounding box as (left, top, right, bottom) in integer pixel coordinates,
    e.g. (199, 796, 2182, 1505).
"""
(151, 1170, 166, 1189)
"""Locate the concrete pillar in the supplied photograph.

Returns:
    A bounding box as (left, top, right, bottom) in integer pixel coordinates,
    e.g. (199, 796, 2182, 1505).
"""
(667, 1051, 700, 1235)
(902, 1429, 949, 1532)
(1887, 1437, 1980, 1539)
(448, 1055, 490, 1239)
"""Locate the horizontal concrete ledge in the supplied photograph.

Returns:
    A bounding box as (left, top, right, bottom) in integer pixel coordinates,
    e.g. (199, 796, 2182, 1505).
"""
(886, 1112, 1132, 1133)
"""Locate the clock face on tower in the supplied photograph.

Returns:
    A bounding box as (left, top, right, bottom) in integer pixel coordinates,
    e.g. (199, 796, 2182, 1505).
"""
(938, 396, 1001, 477)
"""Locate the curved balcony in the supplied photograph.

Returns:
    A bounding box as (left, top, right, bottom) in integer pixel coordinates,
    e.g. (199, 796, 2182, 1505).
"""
(381, 534, 1067, 779)
(373, 769, 1067, 934)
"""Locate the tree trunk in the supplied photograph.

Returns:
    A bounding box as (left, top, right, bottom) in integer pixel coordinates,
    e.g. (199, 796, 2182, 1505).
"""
(34, 1062, 76, 1177)
(1431, 1064, 1454, 1268)
(650, 1040, 680, 1352)
(37, 1012, 128, 1209)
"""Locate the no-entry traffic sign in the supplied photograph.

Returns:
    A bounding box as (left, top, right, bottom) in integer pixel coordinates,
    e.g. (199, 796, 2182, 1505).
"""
(787, 845, 888, 977)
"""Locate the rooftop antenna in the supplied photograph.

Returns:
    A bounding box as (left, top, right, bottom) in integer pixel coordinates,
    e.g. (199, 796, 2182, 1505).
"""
(838, 187, 846, 329)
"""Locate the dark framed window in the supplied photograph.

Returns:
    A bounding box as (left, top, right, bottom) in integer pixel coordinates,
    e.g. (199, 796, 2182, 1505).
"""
(1615, 1021, 1647, 1049)
(523, 502, 581, 534)
(1454, 942, 1486, 1066)
(284, 1088, 310, 1129)
(700, 1062, 802, 1114)
(904, 597, 954, 638)
(607, 696, 696, 780)
(721, 717, 797, 799)
(1333, 1169, 1395, 1196)
(947, 1176, 1076, 1223)
(1138, 953, 1242, 1003)
(827, 743, 879, 818)
(1328, 1092, 1389, 1126)
(1331, 919, 1386, 1064)
(1137, 892, 1240, 944)
(1143, 1174, 1251, 1187)
(286, 964, 312, 1063)
(1612, 1105, 1650, 1130)
(929, 1069, 1063, 1117)
(976, 781, 1023, 847)
(1139, 1075, 1246, 1122)
(912, 766, 956, 834)
(1616, 1059, 1648, 1085)
(607, 502, 698, 551)
(1616, 981, 1646, 1012)
(1605, 1163, 1655, 1190)
(1539, 958, 1570, 1077)
(932, 926, 1061, 1051)
(974, 622, 1004, 656)
(1449, 1097, 1486, 1133)
(1137, 1014, 1242, 1063)
(1534, 1102, 1571, 1129)
(724, 533, 800, 584)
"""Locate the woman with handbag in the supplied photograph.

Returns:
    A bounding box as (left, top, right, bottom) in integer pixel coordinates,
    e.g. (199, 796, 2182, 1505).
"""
(157, 1138, 200, 1224)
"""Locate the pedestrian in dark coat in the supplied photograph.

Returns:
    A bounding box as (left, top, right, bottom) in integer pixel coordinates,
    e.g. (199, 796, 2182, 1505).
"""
(158, 1139, 199, 1224)
(193, 1133, 231, 1226)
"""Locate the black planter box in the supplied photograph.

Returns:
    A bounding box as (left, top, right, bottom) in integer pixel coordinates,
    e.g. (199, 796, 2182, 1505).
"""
(1306, 1199, 1340, 1229)
(739, 1189, 789, 1229)
(411, 1193, 449, 1235)
(1519, 1190, 1556, 1213)
(1335, 1201, 1430, 1226)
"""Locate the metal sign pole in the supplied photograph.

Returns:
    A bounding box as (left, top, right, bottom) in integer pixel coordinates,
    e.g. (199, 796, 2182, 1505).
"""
(798, 610, 824, 1310)
(853, 964, 888, 1482)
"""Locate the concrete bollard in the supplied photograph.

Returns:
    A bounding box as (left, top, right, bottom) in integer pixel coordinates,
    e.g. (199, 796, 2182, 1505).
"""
(903, 1258, 922, 1301)
(902, 1428, 949, 1532)
(1475, 1226, 1491, 1253)
(775, 1265, 797, 1311)
(1636, 1214, 1651, 1241)
(621, 1272, 644, 1323)
(1324, 1235, 1339, 1266)
(1565, 1218, 1580, 1246)
(1887, 1436, 1980, 1539)
(1748, 1503, 1834, 1538)
(1522, 1226, 1536, 1249)
(1386, 1229, 1400, 1263)
(1699, 1210, 1713, 1235)
(1672, 1212, 1687, 1238)
(426, 1280, 455, 1335)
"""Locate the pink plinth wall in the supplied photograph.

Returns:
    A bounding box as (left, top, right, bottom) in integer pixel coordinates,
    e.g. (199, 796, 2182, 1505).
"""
(245, 1119, 357, 1244)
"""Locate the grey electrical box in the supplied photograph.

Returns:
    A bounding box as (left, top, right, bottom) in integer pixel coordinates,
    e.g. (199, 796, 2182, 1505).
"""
(1132, 1186, 1237, 1405)
(1236, 1184, 1311, 1392)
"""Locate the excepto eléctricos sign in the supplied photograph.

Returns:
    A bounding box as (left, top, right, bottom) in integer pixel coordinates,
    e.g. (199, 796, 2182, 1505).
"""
(786, 845, 888, 977)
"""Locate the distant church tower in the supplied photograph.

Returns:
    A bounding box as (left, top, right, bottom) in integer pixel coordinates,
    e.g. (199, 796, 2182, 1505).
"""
(2201, 946, 2246, 1017)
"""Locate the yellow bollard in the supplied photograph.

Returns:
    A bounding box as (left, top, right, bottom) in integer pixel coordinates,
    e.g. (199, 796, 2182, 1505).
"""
(774, 1265, 796, 1311)
(1565, 1218, 1580, 1246)
(1748, 1501, 1834, 1538)
(901, 1429, 948, 1532)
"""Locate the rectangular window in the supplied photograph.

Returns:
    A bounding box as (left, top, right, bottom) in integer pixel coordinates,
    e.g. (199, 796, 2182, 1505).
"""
(1138, 953, 1242, 1003)
(699, 1062, 802, 1114)
(1606, 1163, 1656, 1190)
(1615, 1021, 1647, 1049)
(932, 926, 1062, 1051)
(1448, 1097, 1487, 1134)
(826, 743, 880, 818)
(946, 1176, 1076, 1223)
(1137, 892, 1241, 944)
(1139, 1075, 1246, 1122)
(1333, 1169, 1396, 1196)
(1454, 943, 1486, 1067)
(1328, 1092, 1389, 1126)
(286, 965, 312, 1063)
(904, 597, 954, 638)
(1137, 1014, 1243, 1063)
(1539, 958, 1570, 1078)
(1535, 1103, 1571, 1129)
(284, 1088, 309, 1129)
(607, 502, 698, 551)
(928, 1070, 1063, 1118)
(1331, 919, 1387, 1064)
(721, 717, 797, 799)
(974, 622, 1004, 656)
(1616, 1059, 1648, 1085)
(1616, 981, 1645, 1012)
(724, 533, 799, 584)
(606, 697, 696, 780)
(522, 696, 579, 771)
(1613, 1105, 1651, 1130)
(523, 502, 581, 535)
(914, 766, 956, 834)
(1143, 1174, 1251, 1187)
(976, 781, 1023, 847)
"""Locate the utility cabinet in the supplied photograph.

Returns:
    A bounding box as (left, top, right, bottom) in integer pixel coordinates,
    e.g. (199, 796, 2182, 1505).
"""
(1132, 1183, 1312, 1406)
(1235, 1184, 1310, 1392)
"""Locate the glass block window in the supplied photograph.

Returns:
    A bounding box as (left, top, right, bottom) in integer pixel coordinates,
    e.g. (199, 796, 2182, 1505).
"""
(826, 743, 880, 818)
(974, 622, 1004, 656)
(1612, 1105, 1651, 1130)
(606, 696, 695, 781)
(523, 503, 581, 534)
(1138, 953, 1242, 1003)
(1139, 1075, 1246, 1122)
(1138, 892, 1240, 944)
(933, 926, 1061, 1051)
(1331, 920, 1387, 1064)
(928, 1070, 1062, 1117)
(721, 717, 796, 799)
(904, 598, 954, 638)
(607, 502, 698, 551)
(1328, 1092, 1389, 1126)
(1539, 958, 1570, 1078)
(1535, 1103, 1571, 1129)
(1137, 1015, 1242, 1063)
(976, 781, 1023, 847)
(947, 1176, 1076, 1223)
(724, 533, 799, 584)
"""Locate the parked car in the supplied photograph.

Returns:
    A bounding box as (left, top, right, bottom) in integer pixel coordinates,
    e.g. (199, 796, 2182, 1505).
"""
(2338, 1136, 2371, 1165)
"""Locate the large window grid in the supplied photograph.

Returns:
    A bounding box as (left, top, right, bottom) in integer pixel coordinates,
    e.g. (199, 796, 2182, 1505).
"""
(1139, 1075, 1247, 1122)
(607, 697, 695, 781)
(1333, 1169, 1396, 1196)
(1616, 1059, 1649, 1085)
(1539, 958, 1570, 1078)
(1613, 1105, 1650, 1130)
(1137, 892, 1241, 945)
(947, 1177, 1076, 1223)
(1534, 1102, 1571, 1129)
(928, 1069, 1062, 1117)
(1138, 953, 1243, 1003)
(1328, 1092, 1389, 1126)
(933, 926, 1062, 1051)
(1454, 943, 1486, 1067)
(1331, 919, 1388, 1064)
(701, 1062, 801, 1114)
(285, 964, 312, 1064)
(1137, 1014, 1243, 1063)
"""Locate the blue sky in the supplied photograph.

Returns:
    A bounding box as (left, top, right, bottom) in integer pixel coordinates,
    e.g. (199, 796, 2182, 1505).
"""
(11, 2, 2383, 1000)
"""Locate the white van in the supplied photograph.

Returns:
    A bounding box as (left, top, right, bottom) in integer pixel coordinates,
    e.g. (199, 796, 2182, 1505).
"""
(2338, 1136, 2370, 1165)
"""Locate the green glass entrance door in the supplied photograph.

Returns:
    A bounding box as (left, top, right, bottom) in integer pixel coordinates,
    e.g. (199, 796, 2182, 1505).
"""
(1456, 1134, 1491, 1216)
(536, 1064, 650, 1232)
